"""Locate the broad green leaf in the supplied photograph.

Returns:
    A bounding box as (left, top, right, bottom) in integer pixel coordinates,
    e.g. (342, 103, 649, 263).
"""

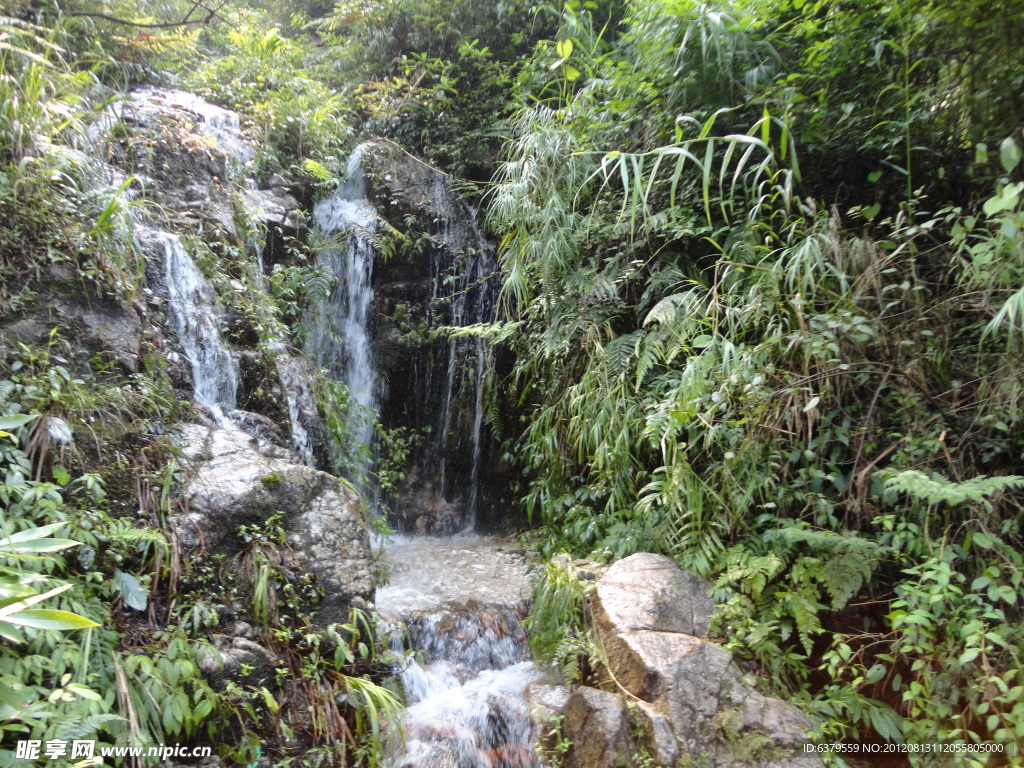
(959, 647, 981, 664)
(0, 584, 72, 616)
(0, 414, 35, 430)
(114, 570, 148, 611)
(1000, 137, 1021, 173)
(63, 683, 102, 701)
(0, 624, 25, 642)
(2, 609, 99, 630)
(983, 184, 1021, 216)
(2, 522, 68, 543)
(1, 537, 78, 554)
(0, 413, 35, 438)
(563, 65, 580, 82)
(972, 532, 997, 550)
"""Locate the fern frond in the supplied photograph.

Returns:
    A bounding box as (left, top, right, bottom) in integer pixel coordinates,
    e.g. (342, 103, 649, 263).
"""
(884, 470, 1024, 512)
(55, 713, 124, 741)
(437, 321, 523, 341)
(304, 265, 335, 305)
(104, 521, 168, 547)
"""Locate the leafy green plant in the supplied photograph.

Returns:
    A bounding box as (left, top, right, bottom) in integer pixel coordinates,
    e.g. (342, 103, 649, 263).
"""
(488, 2, 1024, 757)
(525, 557, 593, 667)
(0, 523, 100, 641)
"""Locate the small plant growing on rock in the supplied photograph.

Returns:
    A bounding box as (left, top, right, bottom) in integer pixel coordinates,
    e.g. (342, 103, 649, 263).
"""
(536, 713, 573, 767)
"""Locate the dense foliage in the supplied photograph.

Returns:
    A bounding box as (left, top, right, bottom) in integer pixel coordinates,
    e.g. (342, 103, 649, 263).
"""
(486, 0, 1024, 761)
(3, 0, 1024, 764)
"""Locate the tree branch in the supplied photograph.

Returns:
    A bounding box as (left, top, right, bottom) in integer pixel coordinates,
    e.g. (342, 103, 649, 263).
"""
(64, 0, 229, 29)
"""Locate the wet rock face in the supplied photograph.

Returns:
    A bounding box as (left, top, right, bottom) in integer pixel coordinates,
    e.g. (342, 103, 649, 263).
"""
(175, 424, 374, 624)
(561, 552, 821, 768)
(199, 635, 278, 690)
(561, 687, 632, 768)
(390, 468, 466, 535)
(55, 295, 144, 374)
(99, 89, 254, 237)
(0, 283, 144, 375)
(340, 141, 513, 533)
(112, 90, 324, 461)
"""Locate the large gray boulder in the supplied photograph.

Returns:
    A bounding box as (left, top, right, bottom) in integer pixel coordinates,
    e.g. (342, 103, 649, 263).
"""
(561, 687, 631, 768)
(589, 553, 820, 768)
(175, 425, 373, 624)
(558, 686, 681, 768)
(99, 88, 250, 236)
(199, 635, 278, 690)
(242, 187, 302, 231)
(0, 286, 143, 374)
(57, 295, 143, 373)
(593, 552, 715, 637)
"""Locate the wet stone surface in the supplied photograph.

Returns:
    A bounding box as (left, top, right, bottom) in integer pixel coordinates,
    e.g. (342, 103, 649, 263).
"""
(374, 533, 534, 616)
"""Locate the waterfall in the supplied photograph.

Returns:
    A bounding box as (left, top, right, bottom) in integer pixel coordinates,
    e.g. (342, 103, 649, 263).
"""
(429, 176, 498, 530)
(297, 141, 502, 530)
(157, 230, 238, 428)
(142, 88, 254, 175)
(113, 90, 319, 457)
(306, 146, 379, 451)
(274, 353, 318, 467)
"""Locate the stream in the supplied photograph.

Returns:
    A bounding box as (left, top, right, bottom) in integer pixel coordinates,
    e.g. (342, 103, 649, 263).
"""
(375, 535, 561, 768)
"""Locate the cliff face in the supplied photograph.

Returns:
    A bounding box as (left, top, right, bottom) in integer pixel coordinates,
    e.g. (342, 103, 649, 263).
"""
(2, 86, 376, 621)
(310, 140, 516, 534)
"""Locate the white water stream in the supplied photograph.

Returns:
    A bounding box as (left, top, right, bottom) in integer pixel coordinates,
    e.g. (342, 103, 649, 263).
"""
(428, 176, 497, 530)
(306, 146, 380, 452)
(157, 230, 239, 428)
(298, 143, 543, 764)
(114, 90, 315, 463)
(377, 536, 550, 768)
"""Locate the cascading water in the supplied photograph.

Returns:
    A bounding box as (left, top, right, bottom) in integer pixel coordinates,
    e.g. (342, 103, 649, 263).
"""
(142, 88, 254, 175)
(297, 142, 550, 765)
(430, 172, 498, 529)
(389, 609, 542, 768)
(306, 146, 379, 453)
(156, 230, 238, 428)
(108, 89, 316, 460)
(376, 537, 552, 768)
(274, 353, 318, 467)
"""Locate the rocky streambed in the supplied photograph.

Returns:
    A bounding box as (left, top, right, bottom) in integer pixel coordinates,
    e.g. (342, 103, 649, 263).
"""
(374, 535, 551, 768)
(373, 540, 821, 768)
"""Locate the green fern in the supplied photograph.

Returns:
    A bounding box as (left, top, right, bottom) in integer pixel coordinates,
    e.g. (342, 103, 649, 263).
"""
(551, 635, 589, 683)
(303, 266, 334, 305)
(884, 470, 1024, 512)
(525, 557, 592, 663)
(764, 522, 883, 610)
(54, 713, 124, 741)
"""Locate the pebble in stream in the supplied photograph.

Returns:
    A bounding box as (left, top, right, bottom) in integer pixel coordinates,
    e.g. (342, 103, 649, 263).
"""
(376, 535, 547, 768)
